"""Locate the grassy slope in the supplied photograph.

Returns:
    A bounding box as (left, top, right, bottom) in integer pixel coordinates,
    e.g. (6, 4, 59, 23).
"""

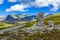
(0, 22, 13, 29)
(20, 21, 36, 29)
(44, 13, 60, 25)
(0, 21, 26, 30)
(0, 20, 36, 30)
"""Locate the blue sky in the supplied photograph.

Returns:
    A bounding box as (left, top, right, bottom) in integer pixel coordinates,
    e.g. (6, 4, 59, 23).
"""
(0, 0, 60, 16)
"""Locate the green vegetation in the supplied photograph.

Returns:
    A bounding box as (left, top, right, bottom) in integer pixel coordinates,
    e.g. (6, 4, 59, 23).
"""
(20, 21, 36, 29)
(0, 22, 13, 30)
(44, 13, 60, 25)
(0, 21, 26, 30)
(40, 29, 60, 40)
(0, 21, 36, 30)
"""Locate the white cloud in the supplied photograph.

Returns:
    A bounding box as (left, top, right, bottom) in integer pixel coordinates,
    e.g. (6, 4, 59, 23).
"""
(47, 0, 60, 11)
(8, 0, 17, 2)
(31, 0, 60, 11)
(0, 0, 4, 4)
(7, 0, 60, 12)
(6, 4, 29, 12)
(31, 0, 49, 7)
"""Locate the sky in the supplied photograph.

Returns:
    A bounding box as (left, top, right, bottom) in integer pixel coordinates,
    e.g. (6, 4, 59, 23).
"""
(0, 0, 60, 16)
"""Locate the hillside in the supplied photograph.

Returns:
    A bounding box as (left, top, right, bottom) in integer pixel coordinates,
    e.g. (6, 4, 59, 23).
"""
(44, 13, 60, 25)
(0, 21, 26, 30)
(0, 22, 13, 30)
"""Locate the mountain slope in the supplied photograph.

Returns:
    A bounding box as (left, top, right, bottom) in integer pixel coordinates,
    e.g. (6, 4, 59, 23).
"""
(0, 16, 6, 21)
(2, 14, 36, 23)
(21, 15, 36, 21)
(44, 13, 60, 25)
(3, 14, 18, 23)
(5, 14, 18, 21)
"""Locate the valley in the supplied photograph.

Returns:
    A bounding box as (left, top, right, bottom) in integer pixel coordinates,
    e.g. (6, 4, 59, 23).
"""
(0, 13, 60, 40)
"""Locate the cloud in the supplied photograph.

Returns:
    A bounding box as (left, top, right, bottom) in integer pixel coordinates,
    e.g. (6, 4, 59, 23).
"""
(0, 0, 4, 4)
(31, 0, 49, 7)
(8, 0, 17, 2)
(31, 0, 60, 11)
(7, 0, 60, 12)
(6, 4, 29, 12)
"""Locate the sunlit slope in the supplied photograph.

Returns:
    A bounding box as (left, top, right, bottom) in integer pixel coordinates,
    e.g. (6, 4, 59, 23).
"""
(0, 21, 26, 30)
(0, 22, 13, 29)
(44, 13, 60, 25)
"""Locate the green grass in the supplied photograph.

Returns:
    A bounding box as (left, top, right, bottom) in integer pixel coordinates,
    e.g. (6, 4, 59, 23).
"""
(20, 21, 36, 29)
(0, 22, 13, 30)
(0, 21, 36, 30)
(44, 13, 60, 25)
(0, 21, 26, 30)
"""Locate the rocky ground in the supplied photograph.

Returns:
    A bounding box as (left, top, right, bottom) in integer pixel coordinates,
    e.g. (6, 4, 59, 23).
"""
(0, 28, 60, 40)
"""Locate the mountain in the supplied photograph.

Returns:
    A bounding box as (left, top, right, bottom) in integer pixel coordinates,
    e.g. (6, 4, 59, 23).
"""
(0, 17, 5, 21)
(2, 14, 36, 23)
(16, 14, 28, 19)
(16, 14, 28, 18)
(1, 13, 53, 24)
(3, 14, 18, 23)
(5, 14, 18, 21)
(21, 15, 36, 21)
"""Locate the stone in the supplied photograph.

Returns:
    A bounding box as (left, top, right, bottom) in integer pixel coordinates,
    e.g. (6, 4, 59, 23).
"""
(36, 12, 45, 27)
(57, 24, 60, 27)
(21, 12, 45, 33)
(56, 24, 60, 30)
(48, 20, 54, 27)
(47, 20, 54, 30)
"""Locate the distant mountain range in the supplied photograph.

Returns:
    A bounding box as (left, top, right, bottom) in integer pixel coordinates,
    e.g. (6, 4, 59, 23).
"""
(0, 14, 36, 23)
(0, 13, 52, 23)
(21, 15, 36, 21)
